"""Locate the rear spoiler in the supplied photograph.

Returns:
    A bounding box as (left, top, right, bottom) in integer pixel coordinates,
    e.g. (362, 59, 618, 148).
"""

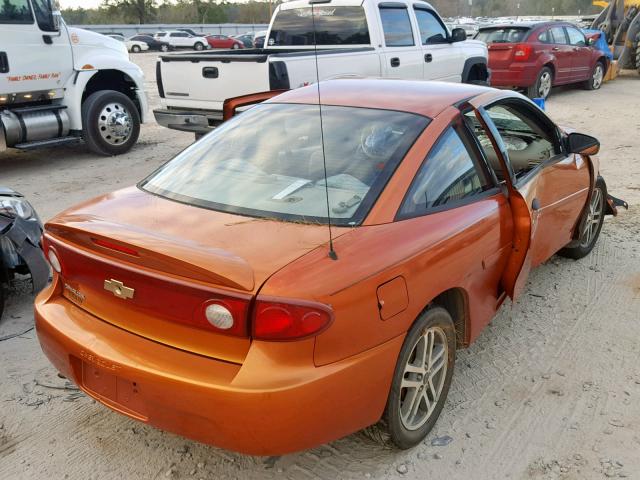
(222, 89, 288, 121)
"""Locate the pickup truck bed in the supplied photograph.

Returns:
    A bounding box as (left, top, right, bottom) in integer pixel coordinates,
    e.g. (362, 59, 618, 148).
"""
(155, 47, 380, 133)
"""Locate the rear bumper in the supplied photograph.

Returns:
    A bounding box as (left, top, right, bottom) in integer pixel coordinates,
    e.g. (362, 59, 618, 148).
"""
(35, 282, 400, 455)
(489, 64, 539, 88)
(153, 108, 222, 134)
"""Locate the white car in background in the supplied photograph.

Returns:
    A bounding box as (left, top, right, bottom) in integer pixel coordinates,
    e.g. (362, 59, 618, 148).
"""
(105, 33, 149, 53)
(154, 31, 210, 51)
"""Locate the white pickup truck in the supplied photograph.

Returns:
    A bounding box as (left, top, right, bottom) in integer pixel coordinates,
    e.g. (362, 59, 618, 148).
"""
(154, 0, 489, 135)
(1, 0, 147, 155)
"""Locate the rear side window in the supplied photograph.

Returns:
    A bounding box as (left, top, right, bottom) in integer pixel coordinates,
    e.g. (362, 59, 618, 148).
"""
(538, 29, 552, 44)
(414, 8, 447, 44)
(566, 27, 586, 46)
(550, 27, 568, 44)
(380, 6, 415, 47)
(399, 127, 491, 217)
(269, 6, 370, 46)
(171, 32, 188, 37)
(0, 0, 33, 24)
(156, 32, 166, 37)
(476, 27, 529, 44)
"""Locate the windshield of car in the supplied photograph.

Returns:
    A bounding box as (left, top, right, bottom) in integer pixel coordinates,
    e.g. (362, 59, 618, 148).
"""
(141, 103, 428, 225)
(476, 27, 529, 43)
(269, 6, 370, 46)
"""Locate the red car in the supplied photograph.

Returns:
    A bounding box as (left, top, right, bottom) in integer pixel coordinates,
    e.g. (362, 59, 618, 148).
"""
(205, 34, 244, 49)
(477, 22, 609, 99)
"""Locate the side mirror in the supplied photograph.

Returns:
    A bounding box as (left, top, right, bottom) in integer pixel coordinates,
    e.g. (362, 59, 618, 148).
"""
(450, 28, 467, 43)
(566, 132, 600, 155)
(586, 36, 596, 46)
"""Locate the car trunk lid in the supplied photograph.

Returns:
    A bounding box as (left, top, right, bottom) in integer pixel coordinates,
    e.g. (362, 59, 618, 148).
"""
(45, 187, 338, 363)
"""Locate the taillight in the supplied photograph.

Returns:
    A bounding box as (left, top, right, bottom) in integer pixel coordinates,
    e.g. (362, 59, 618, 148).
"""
(42, 236, 63, 274)
(195, 298, 249, 337)
(253, 297, 333, 341)
(513, 44, 533, 61)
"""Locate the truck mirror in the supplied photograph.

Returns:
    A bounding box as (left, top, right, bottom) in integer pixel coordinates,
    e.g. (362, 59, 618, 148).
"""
(450, 28, 467, 43)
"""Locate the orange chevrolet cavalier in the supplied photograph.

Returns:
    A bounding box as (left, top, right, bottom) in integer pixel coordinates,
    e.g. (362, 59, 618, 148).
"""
(35, 79, 624, 455)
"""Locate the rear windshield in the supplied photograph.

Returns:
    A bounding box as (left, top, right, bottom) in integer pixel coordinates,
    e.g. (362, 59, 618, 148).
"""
(476, 27, 529, 44)
(141, 103, 428, 226)
(269, 6, 370, 46)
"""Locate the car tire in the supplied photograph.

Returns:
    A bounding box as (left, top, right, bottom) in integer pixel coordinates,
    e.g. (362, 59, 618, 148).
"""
(161, 44, 169, 52)
(232, 43, 240, 49)
(527, 66, 553, 100)
(131, 44, 141, 53)
(82, 90, 140, 156)
(194, 42, 205, 51)
(583, 61, 605, 91)
(558, 178, 607, 260)
(382, 306, 456, 449)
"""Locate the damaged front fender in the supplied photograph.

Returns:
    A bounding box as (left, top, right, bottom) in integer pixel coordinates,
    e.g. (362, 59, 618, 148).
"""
(0, 213, 49, 294)
(605, 193, 629, 217)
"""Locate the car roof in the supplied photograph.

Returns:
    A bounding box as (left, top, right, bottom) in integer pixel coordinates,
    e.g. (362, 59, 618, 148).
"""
(478, 21, 571, 30)
(268, 79, 493, 119)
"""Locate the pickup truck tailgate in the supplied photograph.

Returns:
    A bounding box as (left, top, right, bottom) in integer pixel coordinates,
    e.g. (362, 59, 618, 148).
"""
(159, 52, 272, 110)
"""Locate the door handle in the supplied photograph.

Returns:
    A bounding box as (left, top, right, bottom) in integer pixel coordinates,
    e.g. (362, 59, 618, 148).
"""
(532, 198, 541, 211)
(390, 57, 400, 68)
(202, 66, 219, 78)
(552, 47, 560, 51)
(0, 52, 8, 74)
(424, 53, 433, 63)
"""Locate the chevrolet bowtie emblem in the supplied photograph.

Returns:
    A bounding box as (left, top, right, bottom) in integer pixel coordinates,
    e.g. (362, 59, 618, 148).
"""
(104, 279, 135, 299)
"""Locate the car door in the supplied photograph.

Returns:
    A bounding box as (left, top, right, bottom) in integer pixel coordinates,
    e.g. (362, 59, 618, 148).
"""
(0, 0, 73, 95)
(565, 26, 592, 82)
(467, 97, 590, 300)
(412, 6, 461, 81)
(548, 26, 573, 84)
(377, 2, 423, 80)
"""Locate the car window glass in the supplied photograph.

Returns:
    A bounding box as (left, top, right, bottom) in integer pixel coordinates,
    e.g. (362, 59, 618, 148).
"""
(399, 127, 491, 217)
(566, 27, 586, 46)
(476, 27, 528, 44)
(464, 104, 556, 180)
(142, 104, 429, 226)
(379, 7, 415, 47)
(414, 8, 447, 44)
(0, 0, 32, 23)
(538, 29, 551, 43)
(550, 26, 568, 44)
(269, 6, 370, 46)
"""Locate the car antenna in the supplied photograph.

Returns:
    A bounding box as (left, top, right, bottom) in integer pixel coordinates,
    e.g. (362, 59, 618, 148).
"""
(310, 0, 338, 260)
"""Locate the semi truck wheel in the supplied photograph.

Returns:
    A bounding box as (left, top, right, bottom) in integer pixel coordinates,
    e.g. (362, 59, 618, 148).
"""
(82, 90, 140, 156)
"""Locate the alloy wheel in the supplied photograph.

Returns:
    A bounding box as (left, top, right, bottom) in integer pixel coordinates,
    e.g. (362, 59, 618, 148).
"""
(399, 326, 448, 431)
(592, 64, 604, 89)
(97, 102, 133, 146)
(580, 187, 604, 248)
(538, 71, 552, 98)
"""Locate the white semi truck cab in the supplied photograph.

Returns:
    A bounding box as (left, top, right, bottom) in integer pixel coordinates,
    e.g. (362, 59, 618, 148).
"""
(0, 0, 147, 156)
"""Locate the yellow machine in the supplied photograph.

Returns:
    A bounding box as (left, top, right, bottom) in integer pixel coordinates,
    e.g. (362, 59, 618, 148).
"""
(592, 0, 640, 72)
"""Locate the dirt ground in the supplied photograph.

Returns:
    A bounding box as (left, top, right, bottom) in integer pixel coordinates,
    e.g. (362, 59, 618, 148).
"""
(1, 53, 639, 480)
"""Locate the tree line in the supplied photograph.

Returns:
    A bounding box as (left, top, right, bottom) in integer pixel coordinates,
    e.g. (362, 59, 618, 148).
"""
(61, 0, 601, 26)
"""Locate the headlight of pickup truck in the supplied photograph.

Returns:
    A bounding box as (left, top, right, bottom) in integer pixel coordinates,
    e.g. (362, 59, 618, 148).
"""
(0, 196, 38, 222)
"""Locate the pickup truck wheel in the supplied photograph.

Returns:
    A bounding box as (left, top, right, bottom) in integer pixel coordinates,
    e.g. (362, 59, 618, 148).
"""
(382, 306, 456, 449)
(194, 42, 205, 51)
(558, 179, 606, 260)
(131, 44, 141, 53)
(527, 67, 553, 99)
(583, 61, 605, 90)
(82, 90, 140, 156)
